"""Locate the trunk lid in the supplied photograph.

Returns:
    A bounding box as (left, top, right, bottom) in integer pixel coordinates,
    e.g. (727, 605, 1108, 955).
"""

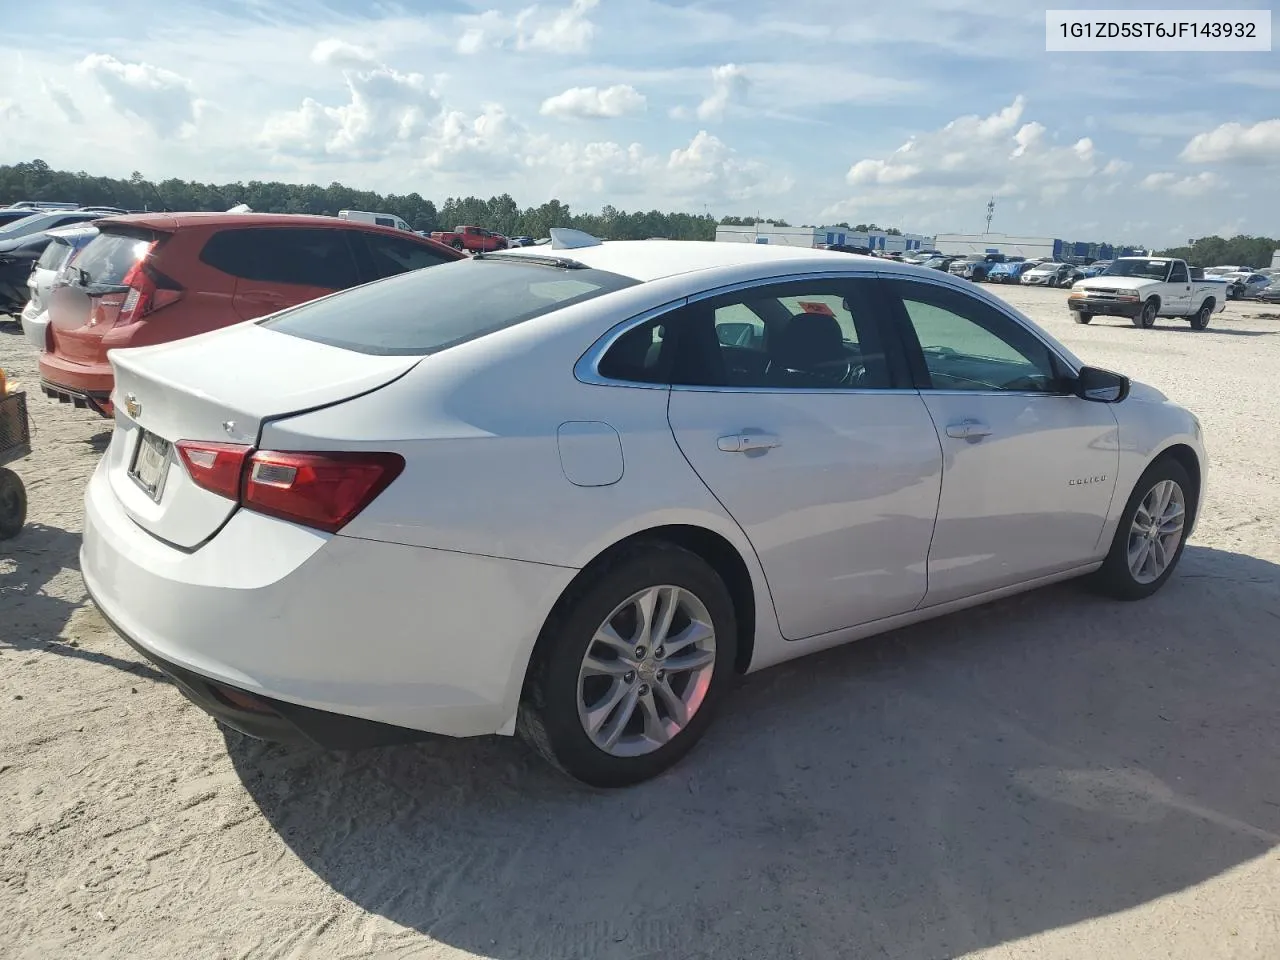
(105, 322, 422, 548)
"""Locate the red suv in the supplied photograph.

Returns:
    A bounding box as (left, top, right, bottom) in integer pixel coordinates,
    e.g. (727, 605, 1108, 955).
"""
(39, 213, 464, 417)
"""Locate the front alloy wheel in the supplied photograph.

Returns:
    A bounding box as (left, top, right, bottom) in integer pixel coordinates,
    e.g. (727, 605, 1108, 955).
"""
(1093, 457, 1193, 600)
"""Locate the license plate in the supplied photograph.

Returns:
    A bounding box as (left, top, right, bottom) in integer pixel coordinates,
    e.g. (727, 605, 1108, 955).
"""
(129, 429, 172, 502)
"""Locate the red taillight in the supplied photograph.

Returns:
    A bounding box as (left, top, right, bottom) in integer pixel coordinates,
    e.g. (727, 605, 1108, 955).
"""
(175, 443, 402, 533)
(176, 441, 251, 500)
(116, 253, 182, 326)
(242, 451, 404, 533)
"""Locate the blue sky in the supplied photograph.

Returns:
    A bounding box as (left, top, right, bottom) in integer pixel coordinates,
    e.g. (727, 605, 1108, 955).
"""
(1, 0, 1277, 246)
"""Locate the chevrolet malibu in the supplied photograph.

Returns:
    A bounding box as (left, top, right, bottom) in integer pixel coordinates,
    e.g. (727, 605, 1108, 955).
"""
(83, 233, 1206, 787)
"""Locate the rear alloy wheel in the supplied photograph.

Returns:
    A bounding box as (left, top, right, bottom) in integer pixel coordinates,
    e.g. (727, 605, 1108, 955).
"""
(1073, 312, 1093, 324)
(518, 543, 737, 787)
(1190, 299, 1213, 330)
(1093, 458, 1193, 601)
(1132, 298, 1158, 329)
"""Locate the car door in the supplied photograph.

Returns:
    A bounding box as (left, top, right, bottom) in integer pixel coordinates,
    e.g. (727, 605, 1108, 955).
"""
(1166, 261, 1192, 314)
(881, 277, 1119, 606)
(654, 275, 944, 640)
(201, 227, 362, 321)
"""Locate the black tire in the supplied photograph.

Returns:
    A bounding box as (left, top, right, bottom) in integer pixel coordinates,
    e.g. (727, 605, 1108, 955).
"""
(1190, 299, 1213, 330)
(1073, 312, 1093, 324)
(973, 269, 987, 282)
(518, 542, 738, 787)
(450, 239, 464, 250)
(1092, 456, 1194, 601)
(1132, 297, 1158, 329)
(0, 467, 27, 541)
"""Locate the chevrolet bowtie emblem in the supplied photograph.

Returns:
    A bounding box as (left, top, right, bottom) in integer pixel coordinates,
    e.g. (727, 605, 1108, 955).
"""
(125, 393, 141, 419)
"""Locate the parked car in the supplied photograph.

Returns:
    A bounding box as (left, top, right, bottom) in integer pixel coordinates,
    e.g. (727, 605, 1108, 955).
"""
(507, 236, 536, 247)
(5, 200, 80, 211)
(948, 253, 1006, 281)
(0, 209, 41, 229)
(20, 225, 97, 349)
(986, 261, 1035, 284)
(915, 256, 958, 273)
(1081, 261, 1112, 278)
(1021, 262, 1084, 288)
(1220, 271, 1271, 300)
(80, 234, 1204, 786)
(1068, 257, 1229, 329)
(338, 209, 412, 232)
(39, 212, 464, 416)
(0, 211, 106, 316)
(429, 225, 509, 252)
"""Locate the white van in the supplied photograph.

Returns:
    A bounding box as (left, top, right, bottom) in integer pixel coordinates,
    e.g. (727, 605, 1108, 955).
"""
(337, 209, 412, 232)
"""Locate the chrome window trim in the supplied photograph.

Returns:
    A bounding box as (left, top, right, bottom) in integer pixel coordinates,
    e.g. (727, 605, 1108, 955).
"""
(573, 269, 885, 392)
(573, 266, 1083, 397)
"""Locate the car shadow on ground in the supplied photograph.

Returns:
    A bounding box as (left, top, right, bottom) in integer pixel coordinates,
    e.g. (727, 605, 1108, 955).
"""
(0, 521, 163, 680)
(226, 545, 1280, 960)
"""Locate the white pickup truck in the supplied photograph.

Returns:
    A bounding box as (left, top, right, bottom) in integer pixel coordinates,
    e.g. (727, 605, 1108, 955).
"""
(1068, 257, 1230, 330)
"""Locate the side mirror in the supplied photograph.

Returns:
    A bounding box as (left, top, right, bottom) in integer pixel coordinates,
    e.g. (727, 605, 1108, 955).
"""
(1074, 365, 1130, 403)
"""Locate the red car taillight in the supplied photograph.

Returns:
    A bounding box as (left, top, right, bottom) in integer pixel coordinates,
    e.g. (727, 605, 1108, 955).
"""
(115, 254, 183, 326)
(243, 451, 405, 534)
(176, 441, 252, 500)
(175, 442, 403, 534)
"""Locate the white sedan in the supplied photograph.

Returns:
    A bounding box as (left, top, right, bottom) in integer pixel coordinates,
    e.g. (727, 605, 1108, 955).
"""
(82, 233, 1206, 786)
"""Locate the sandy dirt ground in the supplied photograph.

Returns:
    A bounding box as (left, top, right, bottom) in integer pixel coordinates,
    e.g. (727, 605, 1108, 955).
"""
(1, 286, 1278, 960)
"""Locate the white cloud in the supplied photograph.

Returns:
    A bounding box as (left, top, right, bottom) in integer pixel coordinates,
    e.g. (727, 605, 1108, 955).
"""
(831, 96, 1115, 219)
(540, 84, 646, 119)
(423, 103, 524, 174)
(263, 65, 438, 159)
(1180, 119, 1280, 165)
(456, 0, 599, 55)
(0, 99, 22, 122)
(1140, 171, 1220, 197)
(665, 130, 792, 202)
(76, 54, 202, 138)
(671, 64, 750, 121)
(310, 39, 376, 69)
(42, 80, 83, 124)
(519, 0, 599, 53)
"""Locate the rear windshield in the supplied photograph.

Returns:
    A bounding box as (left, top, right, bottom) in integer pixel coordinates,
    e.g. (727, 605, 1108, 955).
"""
(35, 238, 73, 270)
(72, 230, 154, 287)
(260, 256, 639, 356)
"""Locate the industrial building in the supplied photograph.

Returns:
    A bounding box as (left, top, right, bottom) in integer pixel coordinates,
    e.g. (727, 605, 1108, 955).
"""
(935, 232, 1147, 262)
(715, 224, 934, 253)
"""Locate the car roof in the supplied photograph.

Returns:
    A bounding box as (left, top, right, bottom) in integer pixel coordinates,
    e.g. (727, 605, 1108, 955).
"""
(94, 211, 462, 251)
(497, 239, 893, 283)
(99, 211, 417, 235)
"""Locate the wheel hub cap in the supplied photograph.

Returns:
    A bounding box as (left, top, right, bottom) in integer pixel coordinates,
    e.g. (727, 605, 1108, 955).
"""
(1126, 478, 1186, 585)
(576, 585, 717, 759)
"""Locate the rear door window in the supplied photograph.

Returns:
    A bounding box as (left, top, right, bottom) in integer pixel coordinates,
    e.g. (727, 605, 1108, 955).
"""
(261, 257, 638, 356)
(199, 227, 360, 289)
(375, 216, 395, 228)
(358, 233, 456, 280)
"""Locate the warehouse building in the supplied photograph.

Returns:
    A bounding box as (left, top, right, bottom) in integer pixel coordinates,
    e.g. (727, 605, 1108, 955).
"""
(715, 224, 935, 253)
(935, 232, 1147, 262)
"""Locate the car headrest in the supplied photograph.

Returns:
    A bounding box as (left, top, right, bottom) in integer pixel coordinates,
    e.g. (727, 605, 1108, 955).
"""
(773, 312, 843, 370)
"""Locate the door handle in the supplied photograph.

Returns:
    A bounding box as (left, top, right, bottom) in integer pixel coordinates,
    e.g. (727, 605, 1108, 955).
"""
(717, 433, 782, 453)
(945, 419, 993, 440)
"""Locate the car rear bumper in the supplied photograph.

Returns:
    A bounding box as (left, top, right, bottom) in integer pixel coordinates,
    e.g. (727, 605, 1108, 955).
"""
(1068, 296, 1141, 317)
(20, 302, 49, 351)
(81, 454, 577, 742)
(39, 352, 115, 415)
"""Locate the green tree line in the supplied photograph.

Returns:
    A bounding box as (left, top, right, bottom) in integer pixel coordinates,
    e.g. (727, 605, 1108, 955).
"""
(0, 158, 794, 242)
(1155, 234, 1278, 269)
